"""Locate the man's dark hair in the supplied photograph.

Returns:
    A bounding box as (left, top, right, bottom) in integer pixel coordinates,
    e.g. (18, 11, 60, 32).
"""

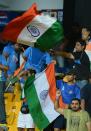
(71, 98, 81, 105)
(76, 39, 86, 50)
(76, 39, 86, 46)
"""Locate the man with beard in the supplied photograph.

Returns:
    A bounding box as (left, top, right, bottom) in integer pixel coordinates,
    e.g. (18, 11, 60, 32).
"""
(54, 90, 91, 131)
(53, 69, 80, 131)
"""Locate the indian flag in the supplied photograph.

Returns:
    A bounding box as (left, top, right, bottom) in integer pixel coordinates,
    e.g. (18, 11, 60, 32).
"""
(24, 63, 60, 130)
(2, 3, 64, 51)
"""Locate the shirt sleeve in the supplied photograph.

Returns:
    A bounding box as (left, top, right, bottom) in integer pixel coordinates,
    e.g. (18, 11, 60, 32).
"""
(83, 111, 91, 123)
(64, 109, 71, 118)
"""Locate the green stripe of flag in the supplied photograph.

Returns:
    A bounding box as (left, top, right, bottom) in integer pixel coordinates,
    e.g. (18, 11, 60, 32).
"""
(36, 21, 64, 51)
(24, 76, 50, 130)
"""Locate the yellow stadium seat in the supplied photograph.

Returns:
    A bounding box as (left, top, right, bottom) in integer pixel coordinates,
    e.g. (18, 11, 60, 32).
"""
(3, 83, 40, 131)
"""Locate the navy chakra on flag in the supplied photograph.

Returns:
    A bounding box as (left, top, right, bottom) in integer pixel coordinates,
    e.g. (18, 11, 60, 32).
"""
(27, 25, 40, 37)
(40, 90, 48, 100)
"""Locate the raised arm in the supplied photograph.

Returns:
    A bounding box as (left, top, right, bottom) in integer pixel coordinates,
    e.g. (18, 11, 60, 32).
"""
(54, 89, 64, 115)
(50, 50, 74, 59)
(55, 51, 74, 59)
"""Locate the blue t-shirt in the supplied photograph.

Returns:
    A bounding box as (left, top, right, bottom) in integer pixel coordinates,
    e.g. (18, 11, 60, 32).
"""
(0, 54, 9, 81)
(56, 80, 80, 104)
(3, 44, 18, 76)
(23, 47, 52, 72)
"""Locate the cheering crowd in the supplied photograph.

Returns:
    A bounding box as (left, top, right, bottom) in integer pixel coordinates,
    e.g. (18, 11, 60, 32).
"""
(0, 25, 91, 131)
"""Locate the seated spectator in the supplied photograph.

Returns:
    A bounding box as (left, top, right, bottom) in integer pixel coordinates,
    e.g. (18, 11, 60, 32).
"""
(53, 39, 90, 89)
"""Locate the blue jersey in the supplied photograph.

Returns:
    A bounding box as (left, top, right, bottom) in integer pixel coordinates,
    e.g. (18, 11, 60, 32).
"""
(23, 47, 52, 72)
(0, 54, 9, 81)
(56, 80, 80, 104)
(3, 44, 18, 76)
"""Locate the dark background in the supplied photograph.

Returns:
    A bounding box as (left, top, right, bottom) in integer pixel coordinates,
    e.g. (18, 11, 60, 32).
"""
(63, 0, 91, 34)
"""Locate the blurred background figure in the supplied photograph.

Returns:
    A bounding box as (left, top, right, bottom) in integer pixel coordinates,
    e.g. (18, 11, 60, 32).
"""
(81, 27, 91, 70)
(81, 72, 91, 118)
